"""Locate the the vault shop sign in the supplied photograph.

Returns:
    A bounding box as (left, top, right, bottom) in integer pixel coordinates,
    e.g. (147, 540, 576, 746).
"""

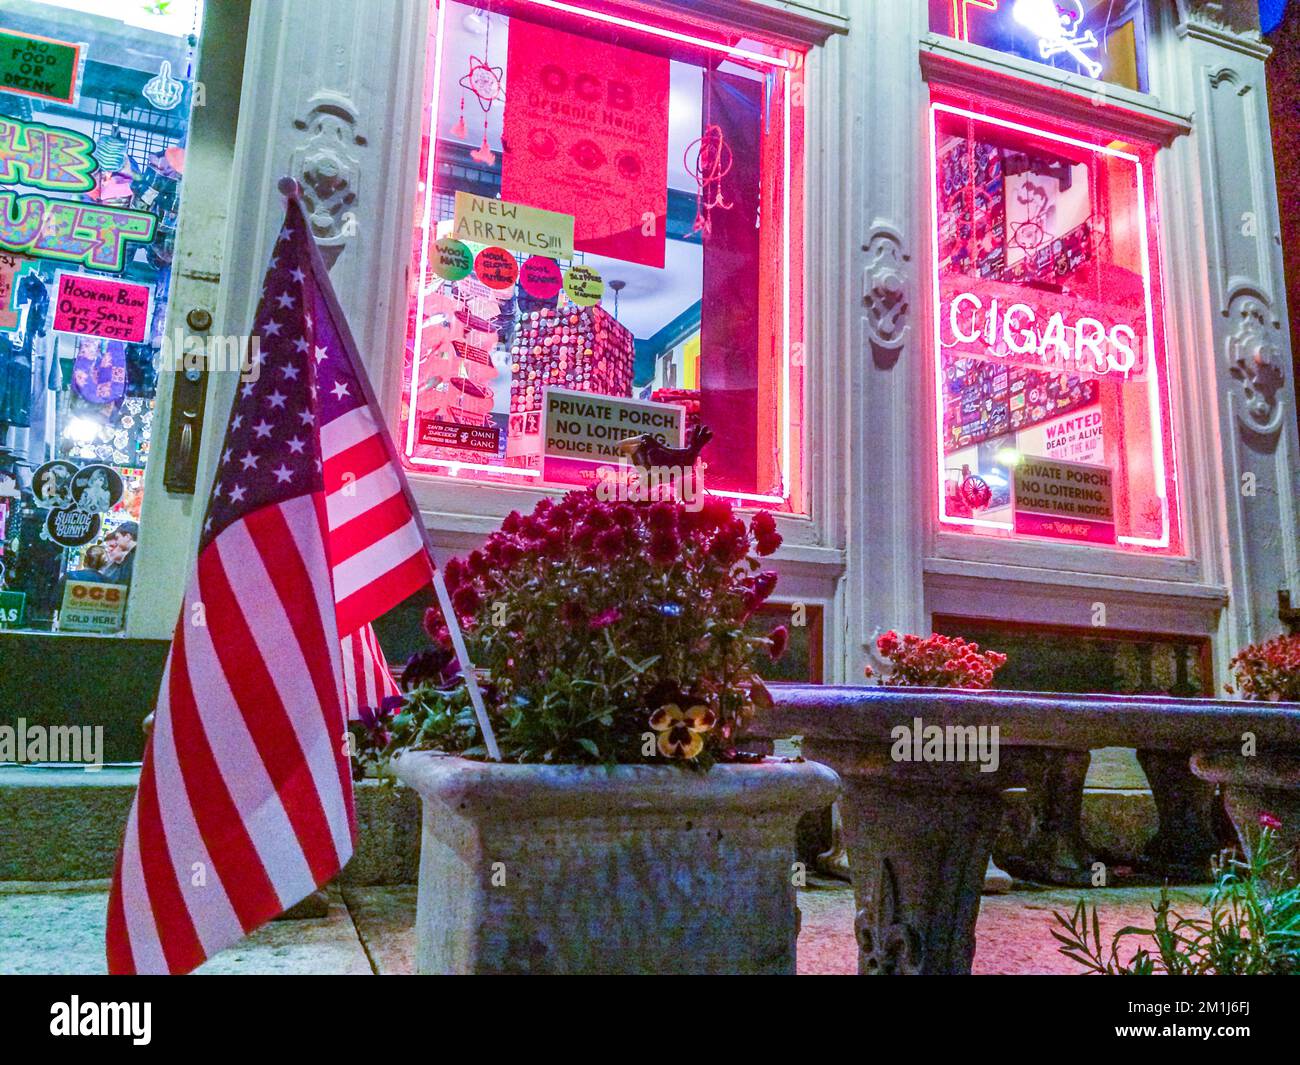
(0, 116, 157, 272)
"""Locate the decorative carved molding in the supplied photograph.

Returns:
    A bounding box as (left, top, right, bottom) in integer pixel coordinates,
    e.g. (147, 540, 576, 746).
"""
(1208, 64, 1250, 93)
(854, 857, 923, 975)
(1224, 290, 1286, 436)
(919, 37, 1192, 146)
(1175, 0, 1272, 59)
(862, 221, 910, 364)
(289, 93, 367, 254)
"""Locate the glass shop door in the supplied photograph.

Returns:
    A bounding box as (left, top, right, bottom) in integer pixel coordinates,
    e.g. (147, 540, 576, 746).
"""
(0, 0, 247, 638)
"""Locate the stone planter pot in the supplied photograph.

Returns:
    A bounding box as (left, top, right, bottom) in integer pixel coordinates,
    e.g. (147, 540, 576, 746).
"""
(394, 753, 840, 974)
(1191, 750, 1300, 863)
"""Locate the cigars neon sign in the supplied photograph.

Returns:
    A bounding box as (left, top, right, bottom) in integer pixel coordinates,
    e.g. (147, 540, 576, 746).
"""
(0, 116, 157, 273)
(942, 286, 1143, 380)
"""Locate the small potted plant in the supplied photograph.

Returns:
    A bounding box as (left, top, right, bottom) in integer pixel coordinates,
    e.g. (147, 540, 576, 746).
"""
(867, 630, 1008, 688)
(363, 489, 839, 974)
(1226, 633, 1300, 703)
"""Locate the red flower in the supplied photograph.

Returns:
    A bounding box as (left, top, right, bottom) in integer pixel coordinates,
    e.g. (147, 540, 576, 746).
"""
(647, 500, 679, 534)
(594, 527, 626, 562)
(590, 607, 622, 629)
(708, 518, 749, 565)
(573, 520, 600, 551)
(521, 515, 549, 540)
(586, 506, 614, 532)
(612, 504, 637, 529)
(443, 557, 464, 594)
(422, 606, 446, 641)
(543, 528, 567, 559)
(877, 630, 900, 656)
(751, 510, 777, 540)
(499, 538, 524, 568)
(421, 609, 452, 650)
(742, 570, 779, 617)
(467, 550, 489, 578)
(683, 495, 732, 536)
(649, 531, 681, 565)
(750, 511, 781, 555)
(451, 584, 481, 620)
(1259, 811, 1283, 830)
(768, 624, 789, 660)
(501, 510, 523, 534)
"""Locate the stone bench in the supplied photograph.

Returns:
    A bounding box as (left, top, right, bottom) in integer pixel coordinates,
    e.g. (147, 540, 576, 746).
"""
(754, 685, 1300, 975)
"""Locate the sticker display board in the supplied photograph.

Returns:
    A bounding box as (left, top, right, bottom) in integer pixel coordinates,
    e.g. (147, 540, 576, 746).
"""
(501, 17, 669, 268)
(541, 387, 684, 486)
(0, 4, 203, 633)
(1012, 456, 1116, 544)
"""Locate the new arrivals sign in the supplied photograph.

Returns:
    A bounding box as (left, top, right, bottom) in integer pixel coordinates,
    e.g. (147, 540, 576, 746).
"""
(452, 191, 574, 259)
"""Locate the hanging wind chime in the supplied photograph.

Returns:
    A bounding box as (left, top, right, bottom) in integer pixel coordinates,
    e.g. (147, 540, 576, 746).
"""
(454, 10, 505, 166)
(684, 70, 734, 237)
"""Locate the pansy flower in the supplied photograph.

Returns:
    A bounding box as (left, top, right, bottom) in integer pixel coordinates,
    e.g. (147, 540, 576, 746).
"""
(649, 702, 717, 759)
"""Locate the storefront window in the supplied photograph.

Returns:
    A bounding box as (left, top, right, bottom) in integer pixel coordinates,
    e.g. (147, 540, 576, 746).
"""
(930, 1, 1149, 92)
(0, 0, 204, 634)
(400, 0, 806, 510)
(929, 101, 1179, 552)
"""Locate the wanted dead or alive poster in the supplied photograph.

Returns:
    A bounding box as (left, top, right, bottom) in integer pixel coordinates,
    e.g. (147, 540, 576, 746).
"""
(501, 17, 669, 268)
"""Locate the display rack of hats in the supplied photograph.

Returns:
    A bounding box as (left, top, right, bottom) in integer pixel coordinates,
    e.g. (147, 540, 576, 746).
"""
(414, 237, 637, 471)
(414, 276, 505, 463)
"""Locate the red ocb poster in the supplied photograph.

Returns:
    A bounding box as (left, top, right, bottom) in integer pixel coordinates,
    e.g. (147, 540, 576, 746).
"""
(501, 18, 668, 269)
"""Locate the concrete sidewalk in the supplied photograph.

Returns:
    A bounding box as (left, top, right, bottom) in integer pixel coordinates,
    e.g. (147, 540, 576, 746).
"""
(0, 877, 1203, 975)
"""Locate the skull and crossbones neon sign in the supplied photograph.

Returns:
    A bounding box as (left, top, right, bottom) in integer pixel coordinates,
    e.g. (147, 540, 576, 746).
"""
(1012, 0, 1103, 78)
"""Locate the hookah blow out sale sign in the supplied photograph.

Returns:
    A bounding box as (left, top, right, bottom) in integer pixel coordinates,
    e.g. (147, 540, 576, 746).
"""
(501, 18, 669, 268)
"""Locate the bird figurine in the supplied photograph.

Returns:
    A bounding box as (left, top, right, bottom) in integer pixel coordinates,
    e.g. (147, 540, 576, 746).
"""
(617, 423, 714, 470)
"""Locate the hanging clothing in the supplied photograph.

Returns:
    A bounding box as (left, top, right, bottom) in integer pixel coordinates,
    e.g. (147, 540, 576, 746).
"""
(0, 332, 32, 428)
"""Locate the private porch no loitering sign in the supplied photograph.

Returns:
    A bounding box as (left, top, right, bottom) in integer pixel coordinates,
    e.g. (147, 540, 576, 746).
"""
(0, 29, 82, 105)
(1012, 455, 1116, 544)
(542, 387, 684, 486)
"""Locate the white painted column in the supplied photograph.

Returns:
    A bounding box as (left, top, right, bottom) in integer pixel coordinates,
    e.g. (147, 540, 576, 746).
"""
(1157, 1, 1300, 666)
(839, 0, 932, 677)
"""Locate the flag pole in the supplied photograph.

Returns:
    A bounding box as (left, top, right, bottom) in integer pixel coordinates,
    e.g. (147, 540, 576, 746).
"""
(278, 177, 501, 761)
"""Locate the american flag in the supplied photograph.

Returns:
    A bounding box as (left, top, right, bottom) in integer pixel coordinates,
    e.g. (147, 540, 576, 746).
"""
(107, 195, 431, 974)
(341, 625, 402, 720)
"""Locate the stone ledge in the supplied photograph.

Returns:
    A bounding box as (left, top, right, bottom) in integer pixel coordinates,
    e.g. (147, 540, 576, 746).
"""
(0, 768, 422, 885)
(0, 766, 1156, 882)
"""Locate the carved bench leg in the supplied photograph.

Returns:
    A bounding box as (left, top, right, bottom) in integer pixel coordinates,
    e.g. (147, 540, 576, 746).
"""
(1137, 749, 1222, 877)
(805, 740, 1008, 975)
